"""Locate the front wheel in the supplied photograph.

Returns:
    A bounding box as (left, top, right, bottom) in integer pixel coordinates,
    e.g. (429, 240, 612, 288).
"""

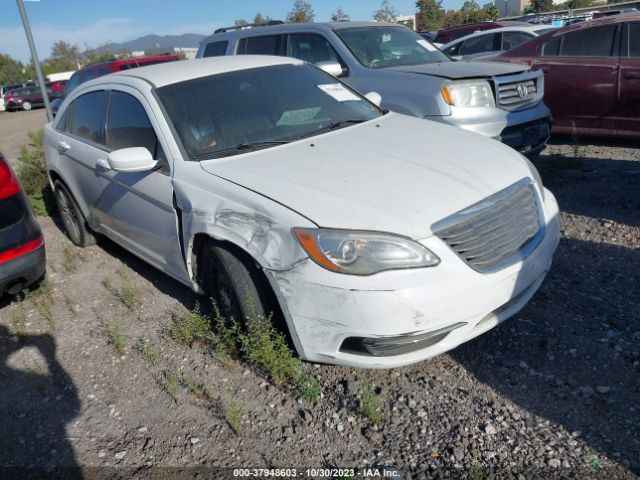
(201, 243, 273, 328)
(22, 101, 32, 111)
(53, 180, 96, 247)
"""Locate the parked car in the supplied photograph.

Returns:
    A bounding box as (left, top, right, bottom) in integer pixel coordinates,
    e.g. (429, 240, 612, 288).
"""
(5, 85, 46, 111)
(487, 14, 640, 138)
(44, 56, 559, 368)
(0, 82, 30, 112)
(434, 21, 531, 45)
(0, 154, 46, 297)
(441, 25, 557, 60)
(197, 21, 552, 158)
(50, 55, 181, 117)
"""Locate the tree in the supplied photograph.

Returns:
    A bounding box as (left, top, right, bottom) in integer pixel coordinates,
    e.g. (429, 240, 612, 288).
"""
(0, 54, 27, 85)
(373, 0, 397, 22)
(483, 4, 499, 20)
(529, 0, 553, 12)
(286, 0, 315, 23)
(444, 9, 463, 27)
(253, 13, 273, 24)
(331, 7, 350, 22)
(234, 19, 249, 27)
(416, 0, 443, 31)
(49, 40, 81, 71)
(460, 0, 484, 23)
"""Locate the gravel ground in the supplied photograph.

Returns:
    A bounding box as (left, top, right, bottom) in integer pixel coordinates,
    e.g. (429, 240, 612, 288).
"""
(0, 137, 638, 480)
(0, 110, 48, 168)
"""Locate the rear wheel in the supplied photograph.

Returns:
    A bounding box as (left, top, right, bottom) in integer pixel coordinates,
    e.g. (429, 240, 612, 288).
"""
(53, 180, 95, 247)
(201, 242, 273, 328)
(22, 101, 32, 111)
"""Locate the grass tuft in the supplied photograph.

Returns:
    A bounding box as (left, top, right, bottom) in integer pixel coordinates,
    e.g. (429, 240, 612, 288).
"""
(186, 378, 214, 401)
(10, 295, 27, 334)
(469, 459, 485, 480)
(16, 130, 56, 216)
(217, 395, 244, 435)
(359, 382, 383, 425)
(105, 323, 127, 355)
(137, 340, 158, 366)
(211, 305, 239, 366)
(62, 244, 78, 273)
(298, 374, 321, 403)
(118, 284, 139, 310)
(161, 370, 179, 403)
(170, 303, 212, 345)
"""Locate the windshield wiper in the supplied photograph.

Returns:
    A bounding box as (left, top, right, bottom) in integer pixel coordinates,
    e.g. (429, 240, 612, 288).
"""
(297, 119, 367, 140)
(194, 140, 290, 160)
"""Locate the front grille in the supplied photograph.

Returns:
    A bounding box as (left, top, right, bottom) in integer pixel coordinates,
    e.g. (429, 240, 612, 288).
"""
(433, 180, 541, 273)
(497, 78, 538, 110)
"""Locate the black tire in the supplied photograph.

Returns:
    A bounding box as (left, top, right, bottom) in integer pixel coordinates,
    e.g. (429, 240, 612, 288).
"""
(201, 242, 274, 328)
(53, 180, 96, 247)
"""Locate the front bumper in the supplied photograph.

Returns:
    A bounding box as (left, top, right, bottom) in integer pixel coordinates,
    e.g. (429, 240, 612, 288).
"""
(427, 101, 551, 155)
(270, 188, 560, 368)
(0, 243, 46, 296)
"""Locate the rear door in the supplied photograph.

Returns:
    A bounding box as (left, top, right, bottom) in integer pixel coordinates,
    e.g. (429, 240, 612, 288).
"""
(533, 24, 620, 132)
(53, 90, 109, 221)
(616, 21, 640, 135)
(95, 87, 187, 281)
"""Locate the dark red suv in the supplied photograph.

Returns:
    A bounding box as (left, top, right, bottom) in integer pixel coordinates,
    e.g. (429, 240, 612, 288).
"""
(489, 14, 640, 139)
(51, 55, 181, 116)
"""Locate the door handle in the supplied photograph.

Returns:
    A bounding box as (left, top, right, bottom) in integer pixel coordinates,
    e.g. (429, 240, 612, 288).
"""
(57, 141, 70, 153)
(624, 71, 640, 80)
(96, 158, 111, 170)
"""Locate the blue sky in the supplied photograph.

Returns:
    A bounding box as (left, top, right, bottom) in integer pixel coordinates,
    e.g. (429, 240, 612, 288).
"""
(1, 0, 464, 62)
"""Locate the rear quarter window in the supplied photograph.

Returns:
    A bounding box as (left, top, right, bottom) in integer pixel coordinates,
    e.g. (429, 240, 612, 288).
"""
(64, 90, 108, 146)
(560, 25, 617, 57)
(237, 35, 282, 55)
(203, 41, 228, 57)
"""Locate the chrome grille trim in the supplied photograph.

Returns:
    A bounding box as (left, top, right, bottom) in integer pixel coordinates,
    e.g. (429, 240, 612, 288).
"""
(432, 179, 543, 273)
(493, 70, 543, 111)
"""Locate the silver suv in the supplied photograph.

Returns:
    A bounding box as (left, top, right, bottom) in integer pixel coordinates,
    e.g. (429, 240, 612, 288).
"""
(197, 21, 551, 158)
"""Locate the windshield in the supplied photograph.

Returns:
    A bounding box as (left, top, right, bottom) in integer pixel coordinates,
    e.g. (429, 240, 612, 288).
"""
(336, 26, 450, 68)
(157, 64, 381, 160)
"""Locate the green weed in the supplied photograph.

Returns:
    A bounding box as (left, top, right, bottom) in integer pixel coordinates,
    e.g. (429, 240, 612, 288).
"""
(161, 370, 179, 403)
(105, 323, 127, 355)
(169, 303, 212, 345)
(359, 382, 383, 425)
(16, 130, 56, 216)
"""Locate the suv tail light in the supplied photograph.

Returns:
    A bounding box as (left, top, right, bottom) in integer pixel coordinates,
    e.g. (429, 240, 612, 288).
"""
(0, 158, 21, 200)
(0, 236, 43, 264)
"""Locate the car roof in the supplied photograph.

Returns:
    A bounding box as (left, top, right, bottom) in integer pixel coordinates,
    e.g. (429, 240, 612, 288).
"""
(204, 21, 403, 40)
(80, 55, 180, 71)
(529, 12, 640, 42)
(103, 55, 304, 88)
(443, 24, 555, 47)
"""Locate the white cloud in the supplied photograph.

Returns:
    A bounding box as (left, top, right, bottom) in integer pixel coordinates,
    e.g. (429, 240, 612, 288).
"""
(0, 17, 220, 63)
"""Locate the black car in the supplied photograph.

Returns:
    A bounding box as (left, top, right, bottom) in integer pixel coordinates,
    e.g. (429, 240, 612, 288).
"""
(0, 154, 46, 296)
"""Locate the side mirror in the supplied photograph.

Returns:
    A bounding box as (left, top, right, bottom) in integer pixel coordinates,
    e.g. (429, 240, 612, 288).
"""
(316, 61, 344, 78)
(106, 147, 157, 173)
(364, 91, 382, 107)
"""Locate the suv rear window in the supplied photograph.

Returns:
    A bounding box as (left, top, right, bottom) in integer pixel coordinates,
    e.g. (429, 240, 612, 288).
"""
(560, 25, 617, 57)
(237, 36, 282, 55)
(203, 41, 228, 57)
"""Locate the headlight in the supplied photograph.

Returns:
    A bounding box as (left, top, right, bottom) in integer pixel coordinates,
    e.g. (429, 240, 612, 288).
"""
(293, 228, 440, 275)
(522, 154, 545, 200)
(440, 79, 495, 108)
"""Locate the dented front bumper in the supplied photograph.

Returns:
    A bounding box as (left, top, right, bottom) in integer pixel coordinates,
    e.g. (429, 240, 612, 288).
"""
(269, 189, 560, 368)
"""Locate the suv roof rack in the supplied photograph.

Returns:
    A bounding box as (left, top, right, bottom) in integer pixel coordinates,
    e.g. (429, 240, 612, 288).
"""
(214, 20, 284, 34)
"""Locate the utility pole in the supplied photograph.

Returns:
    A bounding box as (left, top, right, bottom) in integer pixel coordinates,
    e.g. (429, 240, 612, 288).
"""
(16, 0, 52, 121)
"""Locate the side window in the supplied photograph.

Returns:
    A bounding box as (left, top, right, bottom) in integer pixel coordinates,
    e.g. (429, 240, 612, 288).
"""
(64, 73, 81, 96)
(628, 22, 640, 57)
(560, 25, 617, 57)
(501, 32, 533, 51)
(203, 41, 229, 57)
(286, 34, 345, 67)
(459, 33, 499, 56)
(443, 42, 461, 56)
(106, 91, 166, 167)
(237, 35, 282, 55)
(65, 90, 108, 146)
(541, 36, 560, 57)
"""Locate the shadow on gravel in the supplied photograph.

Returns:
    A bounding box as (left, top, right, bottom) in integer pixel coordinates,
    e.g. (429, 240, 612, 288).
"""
(452, 236, 640, 474)
(535, 141, 640, 227)
(0, 325, 82, 479)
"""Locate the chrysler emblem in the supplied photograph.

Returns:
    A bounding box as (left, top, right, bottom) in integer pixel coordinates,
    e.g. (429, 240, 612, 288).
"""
(517, 83, 529, 99)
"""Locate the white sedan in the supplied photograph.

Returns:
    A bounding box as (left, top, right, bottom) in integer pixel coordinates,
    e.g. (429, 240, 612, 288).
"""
(44, 56, 559, 368)
(442, 25, 558, 60)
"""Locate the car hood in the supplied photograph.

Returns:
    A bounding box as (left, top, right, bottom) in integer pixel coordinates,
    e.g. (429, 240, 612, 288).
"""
(200, 113, 532, 239)
(385, 61, 529, 79)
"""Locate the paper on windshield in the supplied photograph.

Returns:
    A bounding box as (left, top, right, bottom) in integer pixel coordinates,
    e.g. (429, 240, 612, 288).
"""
(317, 84, 360, 102)
(277, 107, 321, 126)
(417, 39, 437, 52)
